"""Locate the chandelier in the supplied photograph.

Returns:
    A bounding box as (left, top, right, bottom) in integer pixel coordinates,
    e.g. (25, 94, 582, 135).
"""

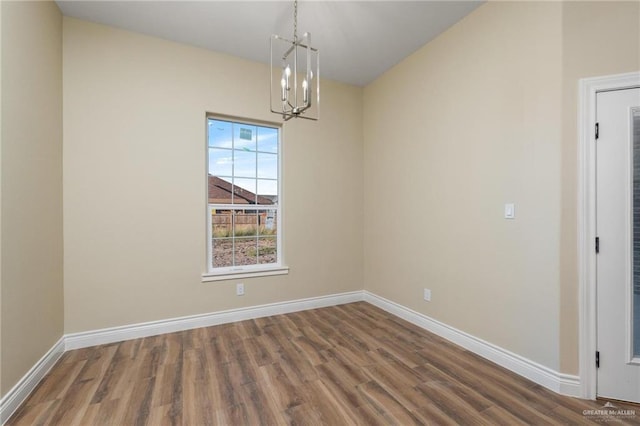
(270, 0, 319, 121)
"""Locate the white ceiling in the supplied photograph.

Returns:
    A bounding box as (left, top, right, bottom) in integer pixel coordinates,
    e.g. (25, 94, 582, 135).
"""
(56, 1, 484, 87)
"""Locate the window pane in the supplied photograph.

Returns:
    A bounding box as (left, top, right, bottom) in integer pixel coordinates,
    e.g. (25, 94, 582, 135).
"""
(209, 148, 232, 177)
(233, 178, 257, 204)
(211, 210, 232, 238)
(233, 124, 257, 151)
(234, 237, 258, 266)
(234, 213, 257, 238)
(257, 179, 278, 201)
(234, 149, 256, 178)
(257, 153, 277, 179)
(257, 126, 278, 153)
(212, 238, 233, 268)
(208, 177, 233, 204)
(258, 236, 277, 264)
(258, 209, 277, 235)
(209, 119, 232, 148)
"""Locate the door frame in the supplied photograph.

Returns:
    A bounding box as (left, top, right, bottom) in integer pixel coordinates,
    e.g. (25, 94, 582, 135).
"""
(578, 71, 640, 400)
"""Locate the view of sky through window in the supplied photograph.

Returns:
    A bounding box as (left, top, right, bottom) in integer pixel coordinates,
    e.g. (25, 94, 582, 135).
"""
(208, 119, 278, 199)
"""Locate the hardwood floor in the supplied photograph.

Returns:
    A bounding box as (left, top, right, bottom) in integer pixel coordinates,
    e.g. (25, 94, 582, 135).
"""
(7, 302, 640, 425)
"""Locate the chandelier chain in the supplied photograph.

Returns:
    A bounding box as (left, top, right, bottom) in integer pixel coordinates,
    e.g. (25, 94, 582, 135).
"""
(293, 0, 298, 41)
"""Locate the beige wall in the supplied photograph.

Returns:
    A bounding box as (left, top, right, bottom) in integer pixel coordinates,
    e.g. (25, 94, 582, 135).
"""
(62, 18, 363, 333)
(0, 1, 64, 397)
(363, 1, 639, 374)
(364, 1, 563, 370)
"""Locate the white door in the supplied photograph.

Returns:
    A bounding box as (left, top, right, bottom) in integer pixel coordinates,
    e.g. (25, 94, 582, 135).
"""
(596, 87, 640, 403)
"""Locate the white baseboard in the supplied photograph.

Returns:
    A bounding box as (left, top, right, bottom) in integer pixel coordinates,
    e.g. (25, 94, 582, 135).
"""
(558, 373, 582, 398)
(65, 290, 364, 350)
(364, 291, 582, 398)
(0, 337, 65, 425)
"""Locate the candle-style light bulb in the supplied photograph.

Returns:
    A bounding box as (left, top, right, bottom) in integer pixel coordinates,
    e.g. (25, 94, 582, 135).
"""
(302, 79, 309, 105)
(284, 65, 291, 90)
(281, 78, 288, 102)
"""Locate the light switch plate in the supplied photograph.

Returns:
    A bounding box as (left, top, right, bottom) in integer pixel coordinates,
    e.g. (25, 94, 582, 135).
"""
(504, 203, 515, 219)
(423, 288, 431, 301)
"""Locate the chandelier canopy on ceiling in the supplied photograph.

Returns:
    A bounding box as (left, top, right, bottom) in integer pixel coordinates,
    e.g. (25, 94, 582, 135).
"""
(270, 0, 319, 121)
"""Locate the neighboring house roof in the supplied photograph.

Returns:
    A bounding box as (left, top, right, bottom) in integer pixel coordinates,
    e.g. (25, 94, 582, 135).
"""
(208, 175, 273, 205)
(261, 195, 278, 204)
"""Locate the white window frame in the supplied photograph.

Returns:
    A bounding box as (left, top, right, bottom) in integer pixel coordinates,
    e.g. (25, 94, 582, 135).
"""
(202, 114, 288, 282)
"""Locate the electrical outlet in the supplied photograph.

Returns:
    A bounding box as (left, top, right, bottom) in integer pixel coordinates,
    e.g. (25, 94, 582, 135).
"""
(236, 283, 245, 296)
(423, 288, 431, 302)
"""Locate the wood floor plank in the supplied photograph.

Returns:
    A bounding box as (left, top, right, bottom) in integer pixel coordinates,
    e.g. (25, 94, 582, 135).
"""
(479, 404, 531, 426)
(353, 402, 393, 426)
(413, 402, 461, 426)
(238, 380, 280, 426)
(236, 318, 262, 340)
(357, 380, 425, 425)
(7, 301, 640, 425)
(293, 380, 360, 426)
(257, 361, 305, 421)
(146, 404, 174, 426)
(121, 376, 155, 426)
(242, 336, 274, 367)
(45, 373, 97, 425)
(20, 358, 86, 407)
(92, 398, 126, 426)
(414, 381, 494, 426)
(325, 334, 377, 367)
(6, 399, 60, 426)
(315, 360, 370, 410)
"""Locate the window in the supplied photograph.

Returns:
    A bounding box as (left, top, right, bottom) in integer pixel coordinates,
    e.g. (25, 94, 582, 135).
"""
(205, 116, 285, 280)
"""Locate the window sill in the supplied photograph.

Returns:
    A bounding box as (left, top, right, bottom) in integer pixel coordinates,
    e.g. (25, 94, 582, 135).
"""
(202, 266, 289, 282)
